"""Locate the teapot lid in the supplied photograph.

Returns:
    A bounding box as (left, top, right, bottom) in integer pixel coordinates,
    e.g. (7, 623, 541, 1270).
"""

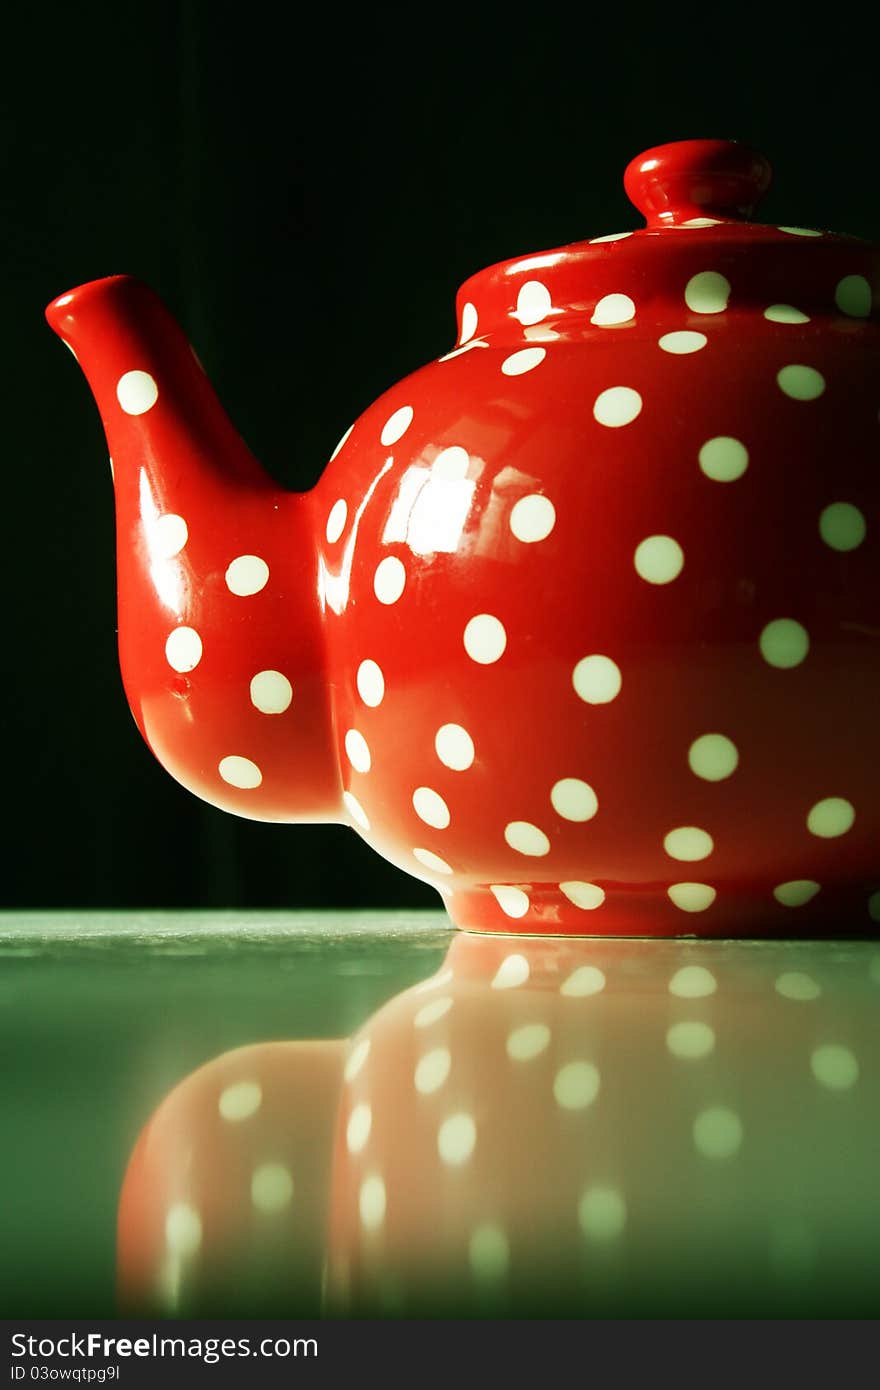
(452, 140, 876, 345)
(622, 138, 774, 228)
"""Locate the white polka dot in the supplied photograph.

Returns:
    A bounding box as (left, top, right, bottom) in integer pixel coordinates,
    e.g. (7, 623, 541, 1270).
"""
(658, 331, 707, 354)
(669, 965, 717, 998)
(515, 281, 552, 325)
(435, 724, 474, 771)
(591, 294, 636, 325)
(326, 498, 347, 543)
(501, 347, 546, 376)
(685, 271, 731, 314)
(165, 626, 202, 673)
(414, 996, 453, 1028)
(593, 386, 642, 427)
(219, 756, 262, 790)
(380, 405, 414, 446)
(680, 217, 722, 227)
(589, 231, 633, 243)
(359, 1175, 386, 1230)
(553, 1061, 600, 1110)
(356, 659, 385, 706)
(415, 1047, 451, 1095)
(347, 1103, 372, 1153)
(251, 1163, 294, 1213)
(433, 445, 470, 479)
(777, 365, 825, 400)
(344, 1037, 370, 1082)
(773, 881, 821, 908)
(550, 778, 598, 822)
(152, 514, 188, 558)
(694, 1107, 743, 1159)
(504, 821, 550, 856)
(688, 733, 738, 781)
(117, 370, 158, 415)
(560, 964, 606, 996)
(343, 791, 370, 830)
(634, 535, 684, 584)
(559, 882, 606, 912)
(219, 1080, 262, 1121)
(778, 226, 822, 237)
(413, 847, 453, 876)
(339, 784, 365, 837)
(577, 1187, 626, 1240)
(490, 885, 530, 918)
(344, 729, 371, 773)
(225, 555, 269, 596)
(668, 883, 716, 913)
(413, 787, 450, 829)
(460, 302, 478, 344)
(469, 1225, 509, 1281)
(572, 654, 622, 704)
(764, 304, 810, 324)
(463, 614, 507, 664)
(759, 618, 809, 669)
(664, 826, 714, 862)
(666, 1021, 715, 1059)
(250, 670, 293, 714)
(775, 971, 821, 1000)
(373, 555, 406, 604)
(698, 436, 749, 482)
(509, 494, 556, 542)
(807, 797, 854, 838)
(165, 1203, 202, 1255)
(491, 954, 530, 989)
(507, 1023, 551, 1061)
(811, 1044, 859, 1090)
(438, 1112, 476, 1166)
(835, 274, 871, 317)
(819, 502, 866, 551)
(329, 425, 353, 461)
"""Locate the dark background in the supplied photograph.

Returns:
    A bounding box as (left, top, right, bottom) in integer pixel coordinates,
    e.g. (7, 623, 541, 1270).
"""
(2, 6, 878, 909)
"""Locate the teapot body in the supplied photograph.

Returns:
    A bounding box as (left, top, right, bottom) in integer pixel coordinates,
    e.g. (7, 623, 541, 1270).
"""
(318, 239, 880, 936)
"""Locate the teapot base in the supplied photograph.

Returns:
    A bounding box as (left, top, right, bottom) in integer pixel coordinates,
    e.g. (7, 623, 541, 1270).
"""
(442, 883, 880, 939)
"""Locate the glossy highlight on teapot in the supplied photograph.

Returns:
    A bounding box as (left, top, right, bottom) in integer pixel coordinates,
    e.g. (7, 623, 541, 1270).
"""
(46, 139, 880, 937)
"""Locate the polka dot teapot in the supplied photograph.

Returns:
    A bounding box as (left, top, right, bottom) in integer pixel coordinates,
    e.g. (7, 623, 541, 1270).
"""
(46, 139, 880, 937)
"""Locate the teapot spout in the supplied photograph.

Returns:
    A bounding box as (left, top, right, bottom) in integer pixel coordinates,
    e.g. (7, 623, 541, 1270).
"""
(46, 276, 341, 824)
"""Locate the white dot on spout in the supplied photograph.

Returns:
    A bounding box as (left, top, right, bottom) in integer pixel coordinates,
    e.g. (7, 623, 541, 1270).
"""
(165, 626, 202, 672)
(225, 555, 270, 596)
(117, 370, 159, 415)
(152, 513, 188, 559)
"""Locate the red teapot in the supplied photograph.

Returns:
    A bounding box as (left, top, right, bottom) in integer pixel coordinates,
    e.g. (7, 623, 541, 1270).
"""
(47, 139, 880, 937)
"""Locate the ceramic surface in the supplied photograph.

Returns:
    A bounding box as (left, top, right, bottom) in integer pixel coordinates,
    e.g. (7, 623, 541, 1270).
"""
(46, 140, 880, 936)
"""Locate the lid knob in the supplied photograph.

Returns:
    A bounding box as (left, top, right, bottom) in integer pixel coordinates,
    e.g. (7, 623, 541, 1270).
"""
(624, 139, 773, 228)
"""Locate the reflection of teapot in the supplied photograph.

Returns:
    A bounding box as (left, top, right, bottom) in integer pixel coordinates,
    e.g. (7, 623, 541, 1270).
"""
(118, 935, 879, 1316)
(48, 139, 880, 937)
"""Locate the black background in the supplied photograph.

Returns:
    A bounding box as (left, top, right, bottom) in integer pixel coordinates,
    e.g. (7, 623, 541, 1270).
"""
(2, 6, 878, 909)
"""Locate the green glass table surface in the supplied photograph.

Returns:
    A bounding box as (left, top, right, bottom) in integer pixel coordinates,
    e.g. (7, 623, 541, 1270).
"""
(1, 912, 877, 1318)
